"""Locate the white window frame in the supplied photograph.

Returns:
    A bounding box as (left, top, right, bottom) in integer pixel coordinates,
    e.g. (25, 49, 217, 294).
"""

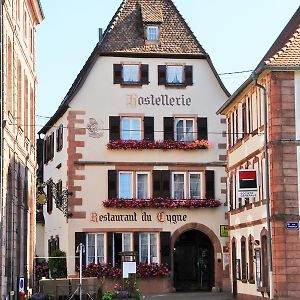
(166, 65, 184, 84)
(146, 26, 159, 41)
(136, 172, 150, 199)
(139, 233, 158, 263)
(86, 233, 105, 266)
(174, 118, 195, 142)
(119, 172, 133, 199)
(188, 172, 202, 199)
(122, 64, 140, 83)
(172, 172, 186, 199)
(121, 117, 142, 141)
(113, 233, 133, 265)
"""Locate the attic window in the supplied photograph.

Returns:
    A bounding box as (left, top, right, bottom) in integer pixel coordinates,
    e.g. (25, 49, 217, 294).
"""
(146, 26, 159, 41)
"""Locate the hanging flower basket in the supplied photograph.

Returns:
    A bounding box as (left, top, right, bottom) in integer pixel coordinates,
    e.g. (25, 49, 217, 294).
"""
(103, 198, 221, 209)
(107, 139, 211, 150)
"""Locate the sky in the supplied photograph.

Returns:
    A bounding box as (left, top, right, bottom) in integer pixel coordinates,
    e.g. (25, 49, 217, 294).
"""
(36, 0, 300, 127)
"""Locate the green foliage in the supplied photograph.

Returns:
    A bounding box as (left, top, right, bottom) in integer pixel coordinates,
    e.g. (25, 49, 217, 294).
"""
(102, 291, 116, 300)
(48, 250, 67, 278)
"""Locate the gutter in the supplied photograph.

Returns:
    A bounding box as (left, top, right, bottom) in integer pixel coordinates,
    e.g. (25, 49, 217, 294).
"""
(0, 0, 3, 229)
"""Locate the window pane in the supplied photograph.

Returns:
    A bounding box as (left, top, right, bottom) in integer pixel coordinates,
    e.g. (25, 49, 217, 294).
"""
(186, 120, 194, 141)
(176, 120, 184, 141)
(190, 173, 201, 199)
(123, 233, 131, 252)
(97, 234, 104, 263)
(147, 26, 158, 40)
(140, 233, 148, 263)
(131, 119, 141, 140)
(137, 173, 148, 199)
(150, 234, 157, 263)
(119, 173, 132, 198)
(123, 65, 139, 83)
(167, 66, 183, 84)
(121, 119, 130, 140)
(87, 234, 95, 265)
(173, 174, 185, 199)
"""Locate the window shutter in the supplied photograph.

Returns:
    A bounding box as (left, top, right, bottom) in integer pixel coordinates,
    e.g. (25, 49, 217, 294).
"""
(133, 232, 140, 263)
(141, 64, 149, 85)
(44, 137, 48, 164)
(185, 65, 193, 86)
(197, 117, 208, 140)
(50, 132, 55, 160)
(161, 170, 170, 198)
(205, 170, 215, 199)
(59, 125, 63, 151)
(158, 65, 166, 85)
(109, 116, 120, 141)
(75, 232, 86, 270)
(46, 183, 53, 213)
(113, 64, 122, 84)
(144, 117, 154, 141)
(153, 171, 162, 198)
(56, 128, 60, 152)
(160, 232, 171, 267)
(164, 117, 174, 141)
(108, 170, 117, 199)
(107, 232, 113, 264)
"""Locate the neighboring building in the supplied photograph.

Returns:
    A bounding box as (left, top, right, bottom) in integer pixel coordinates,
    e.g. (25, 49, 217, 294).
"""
(38, 0, 230, 293)
(218, 6, 300, 300)
(0, 0, 44, 298)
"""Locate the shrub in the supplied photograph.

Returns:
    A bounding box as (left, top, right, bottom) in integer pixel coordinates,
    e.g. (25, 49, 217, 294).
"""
(48, 250, 67, 278)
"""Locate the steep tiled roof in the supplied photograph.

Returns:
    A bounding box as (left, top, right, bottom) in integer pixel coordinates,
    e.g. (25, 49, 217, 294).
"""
(264, 26, 300, 67)
(100, 0, 206, 55)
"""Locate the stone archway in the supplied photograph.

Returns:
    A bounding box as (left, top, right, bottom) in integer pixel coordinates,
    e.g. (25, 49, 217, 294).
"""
(171, 223, 223, 290)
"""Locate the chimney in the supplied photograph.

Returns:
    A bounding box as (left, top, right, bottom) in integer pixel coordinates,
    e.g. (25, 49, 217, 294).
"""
(98, 28, 103, 43)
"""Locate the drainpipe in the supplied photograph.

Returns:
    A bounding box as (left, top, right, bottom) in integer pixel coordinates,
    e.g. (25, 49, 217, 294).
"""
(0, 0, 3, 235)
(253, 76, 273, 300)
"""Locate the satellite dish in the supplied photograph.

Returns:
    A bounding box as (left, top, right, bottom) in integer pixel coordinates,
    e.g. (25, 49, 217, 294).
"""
(37, 193, 47, 205)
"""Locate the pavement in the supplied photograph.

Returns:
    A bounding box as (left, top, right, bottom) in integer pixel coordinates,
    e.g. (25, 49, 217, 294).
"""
(143, 292, 234, 300)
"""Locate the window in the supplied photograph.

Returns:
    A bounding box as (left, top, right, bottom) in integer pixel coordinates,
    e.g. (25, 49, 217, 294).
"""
(139, 233, 158, 263)
(261, 234, 269, 288)
(175, 118, 194, 141)
(136, 172, 149, 199)
(248, 236, 254, 282)
(113, 64, 149, 85)
(189, 173, 201, 199)
(56, 124, 64, 151)
(146, 26, 159, 41)
(113, 233, 132, 265)
(121, 117, 141, 140)
(167, 65, 183, 84)
(158, 65, 193, 86)
(119, 172, 133, 198)
(87, 233, 104, 265)
(241, 237, 247, 281)
(172, 172, 186, 199)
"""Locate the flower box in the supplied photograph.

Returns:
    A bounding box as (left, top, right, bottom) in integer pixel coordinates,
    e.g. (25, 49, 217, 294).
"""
(103, 198, 221, 209)
(107, 139, 210, 150)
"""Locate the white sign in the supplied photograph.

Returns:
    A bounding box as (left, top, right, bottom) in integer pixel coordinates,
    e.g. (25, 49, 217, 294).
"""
(237, 191, 257, 198)
(123, 262, 136, 279)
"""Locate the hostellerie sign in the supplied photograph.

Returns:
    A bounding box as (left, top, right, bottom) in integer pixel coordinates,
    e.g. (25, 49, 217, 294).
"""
(127, 94, 192, 108)
(237, 170, 258, 198)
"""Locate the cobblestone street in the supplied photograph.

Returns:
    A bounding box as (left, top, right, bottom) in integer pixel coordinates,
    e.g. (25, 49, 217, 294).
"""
(144, 292, 234, 300)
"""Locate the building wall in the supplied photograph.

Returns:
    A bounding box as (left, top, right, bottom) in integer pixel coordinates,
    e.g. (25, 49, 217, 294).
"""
(1, 0, 43, 297)
(43, 55, 229, 291)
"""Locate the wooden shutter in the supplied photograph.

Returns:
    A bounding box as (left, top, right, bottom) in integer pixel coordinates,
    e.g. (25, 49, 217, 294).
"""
(141, 64, 149, 85)
(144, 117, 154, 141)
(109, 116, 120, 141)
(50, 132, 54, 160)
(160, 232, 171, 267)
(164, 117, 174, 141)
(153, 171, 162, 198)
(46, 183, 53, 213)
(75, 232, 86, 270)
(108, 170, 117, 199)
(59, 125, 63, 151)
(107, 232, 113, 264)
(185, 65, 193, 86)
(161, 170, 170, 198)
(197, 117, 208, 140)
(113, 64, 122, 84)
(44, 137, 48, 164)
(205, 170, 215, 199)
(133, 232, 140, 263)
(56, 128, 60, 152)
(158, 65, 166, 85)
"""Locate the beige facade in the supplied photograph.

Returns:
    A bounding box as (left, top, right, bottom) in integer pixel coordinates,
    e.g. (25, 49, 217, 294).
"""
(39, 0, 230, 294)
(1, 0, 43, 298)
(218, 6, 300, 300)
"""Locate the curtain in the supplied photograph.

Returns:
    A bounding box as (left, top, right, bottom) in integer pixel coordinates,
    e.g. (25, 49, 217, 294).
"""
(137, 173, 148, 199)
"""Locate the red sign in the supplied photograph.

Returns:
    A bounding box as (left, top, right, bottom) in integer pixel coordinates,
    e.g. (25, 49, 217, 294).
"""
(238, 170, 257, 190)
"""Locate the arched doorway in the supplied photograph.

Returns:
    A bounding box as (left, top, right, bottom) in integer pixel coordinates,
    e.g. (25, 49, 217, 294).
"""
(173, 229, 214, 291)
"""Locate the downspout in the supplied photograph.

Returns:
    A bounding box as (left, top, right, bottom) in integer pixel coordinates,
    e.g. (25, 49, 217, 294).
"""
(253, 75, 273, 300)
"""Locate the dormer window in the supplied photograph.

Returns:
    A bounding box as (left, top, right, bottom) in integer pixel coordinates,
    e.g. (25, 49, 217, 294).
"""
(146, 26, 159, 41)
